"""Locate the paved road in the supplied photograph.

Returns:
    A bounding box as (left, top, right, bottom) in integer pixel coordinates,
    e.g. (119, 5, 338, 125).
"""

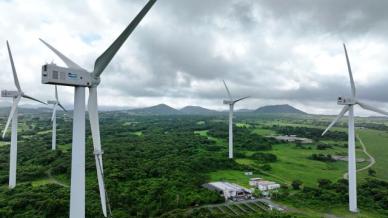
(343, 134, 376, 179)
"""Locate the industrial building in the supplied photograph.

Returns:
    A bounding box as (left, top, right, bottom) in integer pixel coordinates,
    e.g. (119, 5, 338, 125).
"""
(249, 178, 281, 197)
(271, 135, 313, 144)
(203, 182, 253, 201)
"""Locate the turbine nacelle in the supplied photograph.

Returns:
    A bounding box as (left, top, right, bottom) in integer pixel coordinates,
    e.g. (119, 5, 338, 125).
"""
(1, 90, 20, 98)
(223, 100, 234, 105)
(47, 100, 58, 105)
(337, 96, 356, 105)
(42, 64, 92, 87)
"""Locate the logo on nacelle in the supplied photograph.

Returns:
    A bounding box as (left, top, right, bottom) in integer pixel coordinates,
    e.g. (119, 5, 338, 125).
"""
(68, 72, 78, 80)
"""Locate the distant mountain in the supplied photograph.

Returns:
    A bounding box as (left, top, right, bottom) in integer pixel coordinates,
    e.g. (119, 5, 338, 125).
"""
(180, 106, 219, 115)
(236, 109, 254, 113)
(0, 107, 51, 117)
(129, 104, 180, 115)
(254, 104, 307, 115)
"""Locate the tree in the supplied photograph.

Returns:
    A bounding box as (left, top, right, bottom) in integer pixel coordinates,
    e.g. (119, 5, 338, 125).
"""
(318, 179, 332, 189)
(291, 180, 303, 190)
(368, 168, 376, 177)
(261, 164, 272, 171)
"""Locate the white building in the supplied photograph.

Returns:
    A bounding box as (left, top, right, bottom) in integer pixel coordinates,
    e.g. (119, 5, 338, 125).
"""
(203, 182, 252, 201)
(249, 178, 263, 186)
(271, 135, 313, 144)
(249, 178, 280, 196)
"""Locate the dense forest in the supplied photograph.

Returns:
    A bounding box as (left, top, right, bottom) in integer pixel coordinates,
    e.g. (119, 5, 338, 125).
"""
(0, 113, 285, 217)
(276, 178, 388, 216)
(269, 125, 347, 141)
(0, 113, 387, 217)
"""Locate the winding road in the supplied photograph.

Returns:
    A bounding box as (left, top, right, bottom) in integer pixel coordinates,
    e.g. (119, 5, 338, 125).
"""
(343, 134, 376, 179)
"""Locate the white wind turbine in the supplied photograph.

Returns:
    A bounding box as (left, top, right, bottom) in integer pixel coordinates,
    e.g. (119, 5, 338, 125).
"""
(47, 85, 66, 150)
(1, 41, 46, 189)
(39, 0, 157, 217)
(322, 44, 388, 213)
(223, 80, 249, 159)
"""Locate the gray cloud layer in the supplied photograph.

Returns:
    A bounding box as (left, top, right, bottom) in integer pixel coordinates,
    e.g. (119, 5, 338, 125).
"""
(1, 0, 388, 115)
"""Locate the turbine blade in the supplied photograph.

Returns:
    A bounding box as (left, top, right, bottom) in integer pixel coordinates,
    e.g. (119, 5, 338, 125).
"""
(39, 38, 85, 70)
(51, 104, 57, 122)
(2, 96, 21, 138)
(88, 87, 108, 217)
(322, 105, 349, 136)
(22, 94, 47, 105)
(223, 80, 232, 100)
(93, 0, 157, 78)
(233, 96, 249, 104)
(343, 44, 356, 98)
(58, 102, 67, 112)
(55, 85, 59, 101)
(6, 41, 22, 92)
(357, 101, 388, 116)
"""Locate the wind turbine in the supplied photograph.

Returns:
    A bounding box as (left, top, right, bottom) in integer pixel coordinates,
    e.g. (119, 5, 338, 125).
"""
(222, 80, 249, 159)
(322, 44, 388, 213)
(47, 85, 66, 150)
(39, 0, 157, 217)
(1, 41, 46, 189)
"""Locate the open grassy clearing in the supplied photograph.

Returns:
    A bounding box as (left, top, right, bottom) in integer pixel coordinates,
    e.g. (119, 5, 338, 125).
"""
(251, 128, 276, 136)
(236, 123, 251, 128)
(194, 130, 224, 145)
(196, 121, 206, 125)
(130, 131, 143, 136)
(208, 124, 375, 188)
(58, 143, 71, 153)
(357, 129, 388, 181)
(37, 129, 52, 135)
(263, 143, 351, 186)
(208, 170, 253, 187)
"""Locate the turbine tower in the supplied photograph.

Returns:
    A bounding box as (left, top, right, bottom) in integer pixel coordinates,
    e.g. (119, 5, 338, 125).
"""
(222, 80, 249, 159)
(322, 44, 388, 213)
(39, 0, 157, 217)
(1, 41, 46, 189)
(47, 85, 66, 150)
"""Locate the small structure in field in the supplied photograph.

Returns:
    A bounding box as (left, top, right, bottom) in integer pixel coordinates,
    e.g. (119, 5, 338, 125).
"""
(271, 135, 313, 144)
(249, 178, 280, 197)
(244, 172, 253, 176)
(203, 182, 253, 201)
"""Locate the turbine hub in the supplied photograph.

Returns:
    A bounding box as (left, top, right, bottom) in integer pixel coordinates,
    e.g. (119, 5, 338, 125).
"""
(223, 100, 233, 105)
(337, 96, 356, 105)
(90, 74, 101, 87)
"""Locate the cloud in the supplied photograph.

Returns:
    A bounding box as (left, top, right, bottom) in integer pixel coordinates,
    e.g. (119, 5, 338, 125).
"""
(1, 0, 388, 115)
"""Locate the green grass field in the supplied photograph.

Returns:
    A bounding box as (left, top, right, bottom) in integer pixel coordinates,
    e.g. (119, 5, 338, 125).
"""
(208, 125, 380, 186)
(357, 129, 388, 181)
(208, 170, 253, 187)
(205, 121, 388, 217)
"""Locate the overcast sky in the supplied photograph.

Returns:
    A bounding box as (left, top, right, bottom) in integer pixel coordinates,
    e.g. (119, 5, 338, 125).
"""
(1, 0, 388, 115)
